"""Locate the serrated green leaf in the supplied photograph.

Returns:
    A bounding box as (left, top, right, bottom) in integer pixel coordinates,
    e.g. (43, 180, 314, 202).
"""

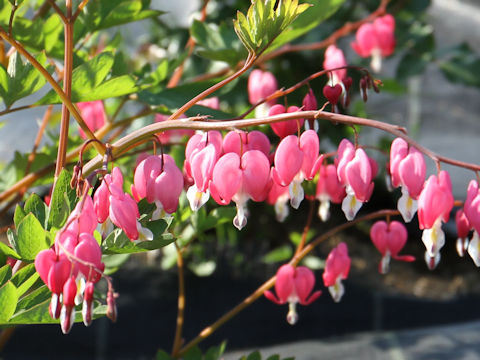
(0, 281, 18, 322)
(11, 263, 40, 297)
(14, 204, 26, 228)
(47, 169, 76, 229)
(0, 265, 12, 287)
(24, 193, 47, 228)
(14, 214, 49, 261)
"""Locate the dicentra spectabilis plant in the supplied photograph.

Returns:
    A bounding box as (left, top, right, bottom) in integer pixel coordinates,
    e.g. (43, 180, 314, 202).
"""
(0, 0, 478, 358)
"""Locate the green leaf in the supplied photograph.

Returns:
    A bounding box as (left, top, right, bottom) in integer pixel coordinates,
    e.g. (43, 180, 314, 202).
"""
(184, 346, 203, 360)
(7, 299, 106, 325)
(24, 193, 47, 228)
(0, 282, 18, 322)
(16, 285, 50, 312)
(102, 224, 175, 255)
(3, 51, 49, 107)
(266, 356, 280, 360)
(269, 0, 345, 52)
(14, 204, 26, 228)
(95, 1, 164, 30)
(14, 214, 49, 261)
(0, 239, 20, 259)
(438, 43, 480, 88)
(156, 350, 173, 360)
(205, 342, 227, 360)
(0, 265, 12, 287)
(262, 245, 292, 264)
(47, 169, 76, 229)
(102, 253, 130, 275)
(245, 351, 262, 360)
(11, 263, 40, 297)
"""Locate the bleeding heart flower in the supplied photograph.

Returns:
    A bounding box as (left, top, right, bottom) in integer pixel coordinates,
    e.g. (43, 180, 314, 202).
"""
(264, 264, 321, 325)
(268, 104, 305, 139)
(210, 150, 271, 230)
(316, 163, 346, 222)
(60, 276, 78, 334)
(370, 220, 415, 274)
(248, 69, 278, 117)
(77, 101, 105, 139)
(463, 180, 480, 266)
(322, 84, 343, 112)
(222, 130, 271, 159)
(351, 14, 396, 72)
(389, 138, 426, 222)
(455, 209, 470, 257)
(323, 242, 351, 302)
(197, 97, 220, 109)
(418, 171, 454, 270)
(267, 181, 290, 222)
(323, 44, 347, 84)
(302, 89, 319, 131)
(154, 113, 194, 144)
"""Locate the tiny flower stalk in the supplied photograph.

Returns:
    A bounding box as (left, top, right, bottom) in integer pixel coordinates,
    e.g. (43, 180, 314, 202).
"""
(264, 264, 321, 325)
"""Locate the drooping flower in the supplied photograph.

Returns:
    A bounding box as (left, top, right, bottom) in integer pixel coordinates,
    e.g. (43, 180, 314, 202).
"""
(417, 171, 454, 270)
(272, 131, 323, 209)
(222, 130, 271, 159)
(389, 138, 426, 222)
(463, 180, 480, 266)
(209, 150, 271, 230)
(184, 131, 223, 211)
(323, 44, 347, 85)
(77, 101, 106, 139)
(268, 104, 305, 139)
(60, 276, 78, 334)
(264, 264, 321, 325)
(267, 181, 290, 222)
(322, 84, 343, 112)
(323, 242, 351, 302)
(370, 220, 415, 274)
(197, 97, 220, 109)
(131, 154, 184, 219)
(248, 69, 278, 117)
(455, 209, 471, 257)
(351, 14, 396, 72)
(302, 89, 319, 131)
(336, 140, 376, 220)
(316, 163, 346, 222)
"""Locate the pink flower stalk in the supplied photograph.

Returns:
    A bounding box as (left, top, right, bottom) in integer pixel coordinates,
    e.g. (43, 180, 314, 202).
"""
(370, 220, 415, 274)
(272, 131, 323, 209)
(316, 163, 346, 222)
(323, 44, 347, 84)
(184, 131, 223, 211)
(222, 130, 271, 159)
(336, 141, 376, 221)
(210, 150, 271, 230)
(77, 101, 106, 139)
(268, 104, 305, 139)
(264, 264, 321, 325)
(417, 171, 454, 270)
(154, 113, 194, 144)
(464, 180, 480, 266)
(60, 276, 78, 334)
(302, 89, 319, 131)
(323, 242, 351, 302)
(351, 14, 396, 72)
(131, 154, 184, 219)
(455, 209, 470, 258)
(35, 249, 71, 319)
(389, 138, 426, 222)
(197, 97, 220, 109)
(267, 181, 290, 222)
